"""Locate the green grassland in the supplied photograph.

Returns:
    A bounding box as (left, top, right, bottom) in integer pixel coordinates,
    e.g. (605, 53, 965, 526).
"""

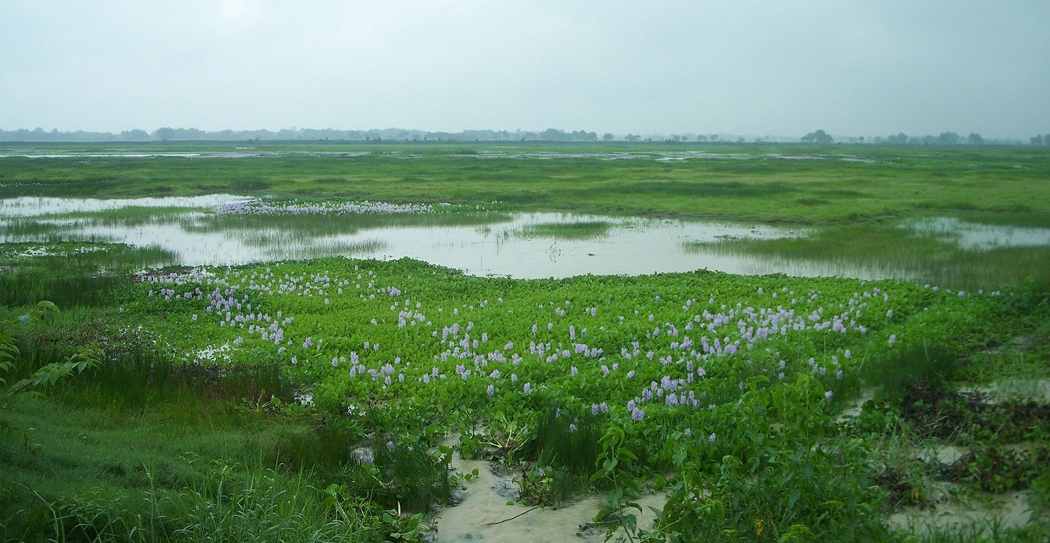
(3, 142, 1049, 226)
(2, 143, 1049, 542)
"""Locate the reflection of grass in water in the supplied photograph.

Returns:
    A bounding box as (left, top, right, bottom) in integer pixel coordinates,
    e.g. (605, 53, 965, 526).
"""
(182, 211, 512, 237)
(520, 221, 613, 240)
(0, 218, 66, 239)
(684, 224, 1050, 291)
(230, 230, 386, 259)
(261, 239, 387, 261)
(0, 242, 177, 306)
(43, 206, 199, 226)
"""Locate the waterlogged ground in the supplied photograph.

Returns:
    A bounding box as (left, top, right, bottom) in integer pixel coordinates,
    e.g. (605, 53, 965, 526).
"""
(4, 196, 1050, 283)
(2, 145, 1050, 541)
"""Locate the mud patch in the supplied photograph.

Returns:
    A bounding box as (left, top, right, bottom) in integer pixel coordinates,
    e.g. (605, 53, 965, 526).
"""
(889, 491, 1033, 536)
(434, 455, 665, 542)
(901, 388, 1050, 442)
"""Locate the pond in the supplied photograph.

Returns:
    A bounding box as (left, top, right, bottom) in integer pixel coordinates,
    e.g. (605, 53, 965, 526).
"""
(3, 196, 1050, 282)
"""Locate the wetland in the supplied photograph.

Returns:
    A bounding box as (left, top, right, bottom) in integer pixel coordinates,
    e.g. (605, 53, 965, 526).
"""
(1, 142, 1048, 542)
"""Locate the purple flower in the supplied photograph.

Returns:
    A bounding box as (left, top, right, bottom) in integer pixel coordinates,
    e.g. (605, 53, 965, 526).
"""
(523, 382, 532, 394)
(825, 390, 834, 400)
(487, 384, 495, 396)
(631, 407, 644, 421)
(709, 433, 717, 443)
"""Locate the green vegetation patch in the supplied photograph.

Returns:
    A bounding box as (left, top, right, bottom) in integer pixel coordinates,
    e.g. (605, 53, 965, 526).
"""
(520, 220, 614, 239)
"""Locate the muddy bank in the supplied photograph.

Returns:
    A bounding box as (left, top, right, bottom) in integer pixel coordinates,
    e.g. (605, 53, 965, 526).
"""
(431, 456, 665, 543)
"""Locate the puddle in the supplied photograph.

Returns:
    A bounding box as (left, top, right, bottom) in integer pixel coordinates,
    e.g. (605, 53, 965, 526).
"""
(961, 379, 1050, 404)
(917, 444, 969, 466)
(437, 453, 665, 543)
(905, 218, 1050, 250)
(837, 388, 875, 420)
(889, 491, 1033, 536)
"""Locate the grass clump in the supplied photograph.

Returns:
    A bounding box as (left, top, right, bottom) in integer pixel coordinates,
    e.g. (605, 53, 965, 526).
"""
(861, 343, 960, 403)
(520, 220, 614, 240)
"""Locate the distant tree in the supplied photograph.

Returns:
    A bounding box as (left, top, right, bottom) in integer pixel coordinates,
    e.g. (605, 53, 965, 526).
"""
(152, 127, 175, 141)
(801, 129, 833, 144)
(624, 134, 641, 142)
(541, 128, 567, 141)
(1032, 135, 1045, 145)
(937, 132, 961, 145)
(886, 132, 908, 144)
(602, 133, 615, 141)
(696, 135, 708, 142)
(967, 133, 984, 145)
(119, 129, 150, 142)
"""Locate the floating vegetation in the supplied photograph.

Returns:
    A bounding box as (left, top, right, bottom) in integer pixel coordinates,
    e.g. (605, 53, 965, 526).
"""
(214, 199, 442, 216)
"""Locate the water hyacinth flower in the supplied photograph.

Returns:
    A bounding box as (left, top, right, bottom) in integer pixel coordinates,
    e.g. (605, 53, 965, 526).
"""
(523, 382, 532, 394)
(631, 407, 644, 421)
(825, 390, 834, 399)
(709, 433, 717, 443)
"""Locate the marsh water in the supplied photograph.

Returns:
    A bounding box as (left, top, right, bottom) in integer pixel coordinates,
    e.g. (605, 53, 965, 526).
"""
(3, 196, 1050, 282)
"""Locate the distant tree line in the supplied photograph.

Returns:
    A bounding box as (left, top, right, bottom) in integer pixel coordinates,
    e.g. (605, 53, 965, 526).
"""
(0, 127, 600, 143)
(0, 126, 1044, 145)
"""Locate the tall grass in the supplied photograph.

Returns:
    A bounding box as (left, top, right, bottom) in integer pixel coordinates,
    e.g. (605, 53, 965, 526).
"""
(520, 221, 613, 240)
(0, 243, 176, 307)
(1, 465, 379, 543)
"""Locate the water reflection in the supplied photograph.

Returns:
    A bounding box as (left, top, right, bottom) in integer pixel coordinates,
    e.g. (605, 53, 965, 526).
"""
(905, 217, 1050, 250)
(0, 195, 253, 217)
(3, 197, 1050, 282)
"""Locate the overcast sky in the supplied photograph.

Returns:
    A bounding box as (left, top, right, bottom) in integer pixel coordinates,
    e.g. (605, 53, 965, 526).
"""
(2, 1, 1048, 138)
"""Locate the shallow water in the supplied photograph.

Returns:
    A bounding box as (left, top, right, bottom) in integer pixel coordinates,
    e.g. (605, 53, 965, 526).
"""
(4, 197, 1050, 281)
(889, 491, 1033, 536)
(0, 195, 253, 217)
(436, 453, 665, 542)
(906, 217, 1050, 250)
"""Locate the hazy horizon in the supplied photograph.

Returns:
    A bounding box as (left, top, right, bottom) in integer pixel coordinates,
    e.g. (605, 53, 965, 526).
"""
(2, 1, 1048, 139)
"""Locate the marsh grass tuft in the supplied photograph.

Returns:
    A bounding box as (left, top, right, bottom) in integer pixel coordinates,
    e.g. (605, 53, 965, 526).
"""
(520, 221, 613, 240)
(0, 242, 176, 307)
(861, 343, 959, 403)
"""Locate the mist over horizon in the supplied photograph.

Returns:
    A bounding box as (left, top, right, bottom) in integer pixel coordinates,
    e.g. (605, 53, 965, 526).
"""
(2, 1, 1049, 141)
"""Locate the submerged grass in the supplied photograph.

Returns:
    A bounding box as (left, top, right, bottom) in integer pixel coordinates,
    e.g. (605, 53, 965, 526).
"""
(0, 243, 176, 307)
(684, 223, 1050, 292)
(519, 220, 614, 240)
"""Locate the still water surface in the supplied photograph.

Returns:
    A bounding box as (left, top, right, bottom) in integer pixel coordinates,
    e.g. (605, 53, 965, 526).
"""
(3, 196, 1049, 281)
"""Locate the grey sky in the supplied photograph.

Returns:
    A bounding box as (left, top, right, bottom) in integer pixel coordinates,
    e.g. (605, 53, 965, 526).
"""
(2, 0, 1048, 138)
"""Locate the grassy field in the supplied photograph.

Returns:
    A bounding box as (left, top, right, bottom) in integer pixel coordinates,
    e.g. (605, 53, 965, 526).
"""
(3, 142, 1049, 226)
(2, 143, 1049, 542)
